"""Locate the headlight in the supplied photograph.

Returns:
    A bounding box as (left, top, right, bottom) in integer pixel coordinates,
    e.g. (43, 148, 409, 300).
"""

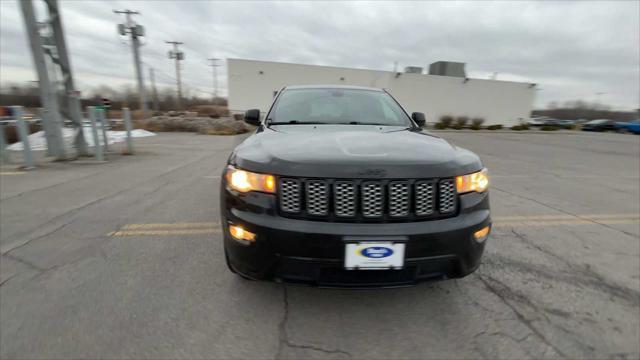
(456, 168, 489, 194)
(225, 166, 276, 193)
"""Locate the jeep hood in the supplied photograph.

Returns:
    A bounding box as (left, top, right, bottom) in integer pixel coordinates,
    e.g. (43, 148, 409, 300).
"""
(229, 125, 483, 179)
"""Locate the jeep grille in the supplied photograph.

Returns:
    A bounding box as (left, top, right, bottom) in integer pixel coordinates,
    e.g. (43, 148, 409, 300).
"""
(278, 177, 457, 222)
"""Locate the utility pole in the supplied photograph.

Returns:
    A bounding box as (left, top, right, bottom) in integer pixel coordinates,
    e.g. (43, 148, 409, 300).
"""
(149, 67, 159, 111)
(114, 9, 148, 117)
(207, 58, 220, 103)
(166, 41, 184, 110)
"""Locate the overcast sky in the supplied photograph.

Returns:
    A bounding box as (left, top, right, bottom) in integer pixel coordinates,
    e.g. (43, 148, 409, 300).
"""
(1, 0, 638, 110)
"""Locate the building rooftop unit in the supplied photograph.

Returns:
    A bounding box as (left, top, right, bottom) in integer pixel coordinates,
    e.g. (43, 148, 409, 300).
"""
(428, 61, 466, 78)
(404, 66, 424, 74)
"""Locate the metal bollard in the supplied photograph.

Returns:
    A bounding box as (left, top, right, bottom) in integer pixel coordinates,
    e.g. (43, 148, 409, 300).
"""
(98, 108, 109, 151)
(88, 106, 103, 161)
(123, 108, 134, 154)
(0, 122, 9, 164)
(13, 106, 35, 169)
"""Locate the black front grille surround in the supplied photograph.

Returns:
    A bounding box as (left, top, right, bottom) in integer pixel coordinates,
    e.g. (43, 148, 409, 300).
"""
(278, 177, 458, 222)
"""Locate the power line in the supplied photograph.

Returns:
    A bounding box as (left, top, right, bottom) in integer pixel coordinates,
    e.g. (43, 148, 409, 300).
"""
(165, 41, 184, 110)
(189, 88, 216, 95)
(144, 64, 176, 82)
(141, 62, 218, 100)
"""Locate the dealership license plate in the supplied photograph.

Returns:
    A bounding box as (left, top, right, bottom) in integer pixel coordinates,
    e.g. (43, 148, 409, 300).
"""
(344, 242, 405, 270)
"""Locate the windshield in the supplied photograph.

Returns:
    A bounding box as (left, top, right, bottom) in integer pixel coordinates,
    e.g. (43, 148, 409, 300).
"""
(586, 119, 608, 124)
(268, 88, 412, 126)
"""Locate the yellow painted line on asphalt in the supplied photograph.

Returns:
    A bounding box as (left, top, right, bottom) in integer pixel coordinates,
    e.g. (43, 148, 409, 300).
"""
(110, 228, 220, 237)
(109, 213, 639, 237)
(494, 213, 640, 221)
(494, 218, 639, 228)
(0, 171, 26, 175)
(121, 222, 218, 230)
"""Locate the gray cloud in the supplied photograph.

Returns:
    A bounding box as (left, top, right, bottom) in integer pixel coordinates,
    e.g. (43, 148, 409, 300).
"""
(1, 0, 638, 110)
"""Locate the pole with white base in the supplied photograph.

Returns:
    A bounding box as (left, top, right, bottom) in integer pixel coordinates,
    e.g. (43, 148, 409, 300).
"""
(13, 106, 35, 169)
(88, 106, 103, 162)
(123, 107, 134, 154)
(0, 121, 10, 164)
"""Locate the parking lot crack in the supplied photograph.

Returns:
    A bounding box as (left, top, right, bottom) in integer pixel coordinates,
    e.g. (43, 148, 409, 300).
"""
(3, 253, 45, 272)
(276, 286, 352, 359)
(2, 155, 210, 256)
(477, 274, 569, 358)
(510, 228, 572, 268)
(0, 274, 17, 287)
(1, 169, 107, 201)
(454, 280, 515, 320)
(504, 229, 640, 304)
(2, 219, 75, 256)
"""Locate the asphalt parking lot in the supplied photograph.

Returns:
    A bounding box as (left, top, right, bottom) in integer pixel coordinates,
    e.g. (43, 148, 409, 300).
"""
(1, 130, 639, 359)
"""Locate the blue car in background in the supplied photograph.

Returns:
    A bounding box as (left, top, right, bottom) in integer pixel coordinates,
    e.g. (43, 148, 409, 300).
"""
(582, 119, 616, 132)
(615, 120, 640, 134)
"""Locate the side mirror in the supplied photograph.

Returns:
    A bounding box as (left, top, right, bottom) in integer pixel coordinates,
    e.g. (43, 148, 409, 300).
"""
(244, 109, 261, 126)
(412, 112, 426, 127)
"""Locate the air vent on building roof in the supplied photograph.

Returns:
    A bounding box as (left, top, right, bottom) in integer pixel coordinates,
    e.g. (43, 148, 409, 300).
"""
(428, 61, 466, 77)
(404, 66, 423, 74)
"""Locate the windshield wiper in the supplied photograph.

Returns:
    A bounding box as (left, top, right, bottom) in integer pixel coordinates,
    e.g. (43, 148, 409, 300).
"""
(339, 121, 395, 126)
(268, 120, 327, 125)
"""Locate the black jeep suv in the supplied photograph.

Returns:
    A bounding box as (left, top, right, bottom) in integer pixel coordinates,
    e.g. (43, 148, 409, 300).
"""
(221, 85, 490, 287)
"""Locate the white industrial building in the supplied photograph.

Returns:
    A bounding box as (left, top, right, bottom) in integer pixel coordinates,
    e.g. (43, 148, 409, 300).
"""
(227, 58, 536, 126)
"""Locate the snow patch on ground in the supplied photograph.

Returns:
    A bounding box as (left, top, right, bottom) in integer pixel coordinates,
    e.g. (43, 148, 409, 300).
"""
(7, 128, 156, 151)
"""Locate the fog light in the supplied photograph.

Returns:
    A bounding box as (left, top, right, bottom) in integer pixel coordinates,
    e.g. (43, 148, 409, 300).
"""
(474, 226, 490, 243)
(229, 225, 256, 242)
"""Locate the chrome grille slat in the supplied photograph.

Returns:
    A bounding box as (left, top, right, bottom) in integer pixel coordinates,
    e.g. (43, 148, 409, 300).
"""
(334, 181, 356, 217)
(389, 182, 410, 217)
(438, 179, 457, 213)
(361, 182, 384, 218)
(279, 178, 301, 213)
(415, 181, 435, 216)
(306, 180, 329, 215)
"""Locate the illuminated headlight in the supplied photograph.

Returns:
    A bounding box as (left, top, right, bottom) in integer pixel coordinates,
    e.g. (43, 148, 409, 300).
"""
(456, 168, 489, 194)
(225, 166, 276, 193)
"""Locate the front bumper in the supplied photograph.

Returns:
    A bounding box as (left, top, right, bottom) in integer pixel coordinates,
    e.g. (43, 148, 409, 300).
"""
(221, 186, 490, 288)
